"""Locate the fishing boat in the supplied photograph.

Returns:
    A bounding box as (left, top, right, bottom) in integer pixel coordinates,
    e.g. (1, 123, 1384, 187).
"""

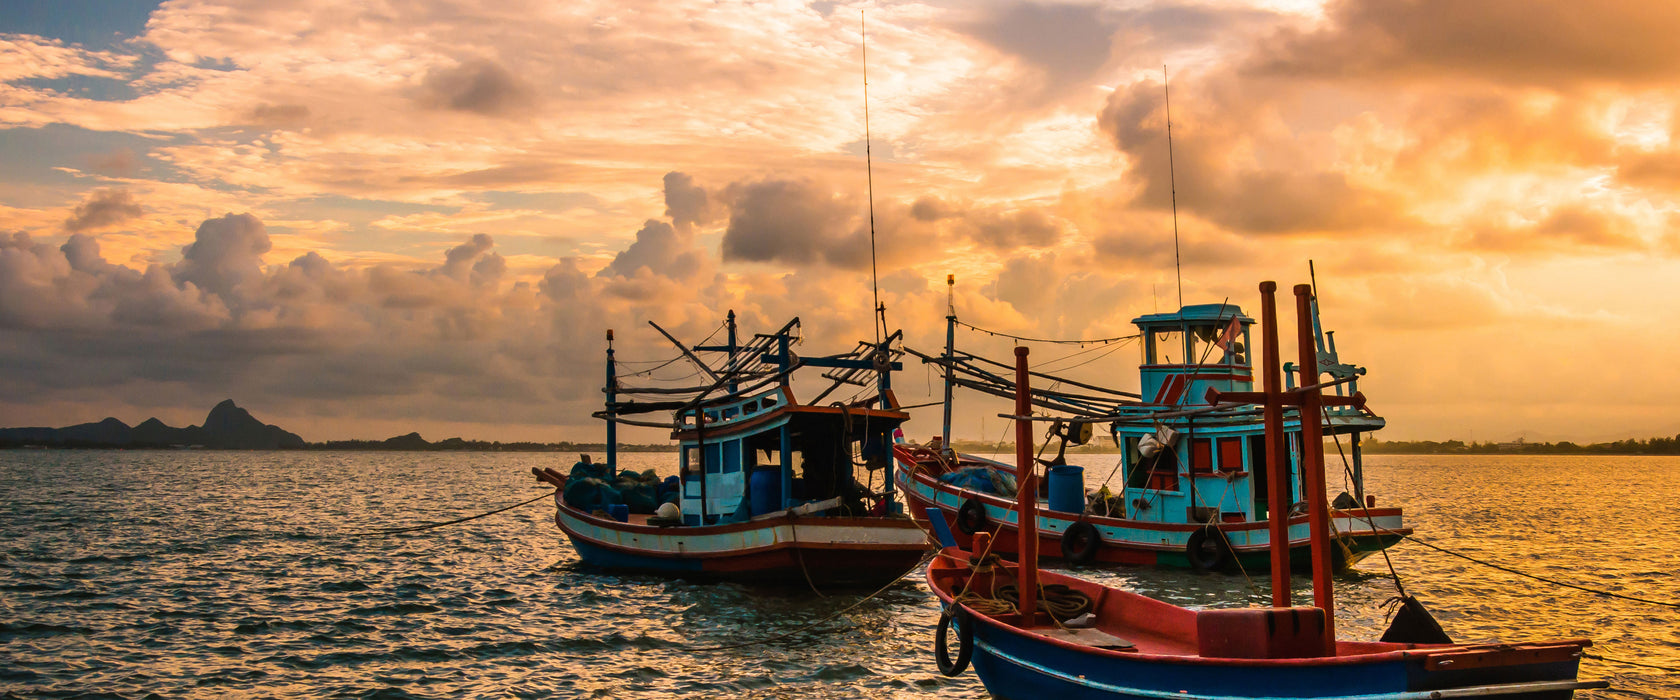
(533, 313, 929, 588)
(893, 275, 1408, 571)
(922, 281, 1606, 699)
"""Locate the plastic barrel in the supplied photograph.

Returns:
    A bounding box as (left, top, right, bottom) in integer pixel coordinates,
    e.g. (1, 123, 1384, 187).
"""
(750, 466, 782, 515)
(1047, 465, 1085, 513)
(607, 504, 629, 522)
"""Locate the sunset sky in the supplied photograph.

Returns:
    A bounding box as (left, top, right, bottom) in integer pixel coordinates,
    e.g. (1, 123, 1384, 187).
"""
(4, 0, 1679, 444)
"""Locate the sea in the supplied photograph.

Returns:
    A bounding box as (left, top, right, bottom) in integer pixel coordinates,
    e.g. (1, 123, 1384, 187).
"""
(2, 450, 1676, 699)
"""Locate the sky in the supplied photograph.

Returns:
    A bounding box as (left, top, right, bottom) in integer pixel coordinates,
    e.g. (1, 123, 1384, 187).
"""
(3, 0, 1680, 444)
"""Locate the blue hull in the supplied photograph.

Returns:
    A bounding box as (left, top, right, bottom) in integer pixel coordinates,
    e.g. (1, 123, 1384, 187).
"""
(964, 613, 1586, 700)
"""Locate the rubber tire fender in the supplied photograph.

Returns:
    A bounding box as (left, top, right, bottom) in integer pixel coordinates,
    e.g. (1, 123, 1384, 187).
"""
(955, 497, 988, 536)
(1185, 526, 1234, 572)
(1061, 521, 1102, 565)
(935, 607, 973, 677)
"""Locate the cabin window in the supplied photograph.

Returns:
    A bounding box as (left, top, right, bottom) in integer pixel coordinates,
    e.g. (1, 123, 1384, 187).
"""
(1218, 437, 1244, 472)
(1187, 325, 1219, 365)
(1190, 439, 1214, 474)
(722, 407, 739, 420)
(762, 394, 779, 407)
(1148, 328, 1184, 364)
(684, 446, 700, 475)
(704, 443, 722, 474)
(1125, 435, 1180, 491)
(742, 400, 758, 414)
(721, 441, 741, 473)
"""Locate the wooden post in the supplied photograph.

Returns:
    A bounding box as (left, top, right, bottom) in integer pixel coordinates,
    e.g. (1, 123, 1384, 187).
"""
(1258, 282, 1291, 607)
(1294, 284, 1336, 650)
(1014, 346, 1038, 623)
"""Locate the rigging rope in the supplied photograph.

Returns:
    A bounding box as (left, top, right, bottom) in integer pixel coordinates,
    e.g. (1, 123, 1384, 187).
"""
(956, 319, 1138, 346)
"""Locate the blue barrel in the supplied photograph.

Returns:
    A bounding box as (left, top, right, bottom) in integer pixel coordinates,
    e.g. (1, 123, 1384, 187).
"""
(750, 466, 783, 515)
(606, 503, 630, 522)
(1047, 465, 1085, 513)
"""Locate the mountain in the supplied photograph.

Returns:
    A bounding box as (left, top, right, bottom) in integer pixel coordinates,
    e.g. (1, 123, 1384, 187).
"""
(200, 400, 304, 449)
(0, 400, 301, 449)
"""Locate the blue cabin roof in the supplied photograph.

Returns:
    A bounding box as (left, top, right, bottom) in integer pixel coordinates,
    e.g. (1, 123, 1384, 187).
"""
(1132, 304, 1253, 328)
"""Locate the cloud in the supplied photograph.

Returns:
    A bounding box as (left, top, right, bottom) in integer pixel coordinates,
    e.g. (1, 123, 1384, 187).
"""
(172, 213, 272, 302)
(1249, 0, 1680, 88)
(417, 60, 534, 116)
(663, 171, 713, 233)
(1097, 77, 1402, 235)
(63, 188, 144, 233)
(603, 219, 702, 279)
(720, 177, 860, 267)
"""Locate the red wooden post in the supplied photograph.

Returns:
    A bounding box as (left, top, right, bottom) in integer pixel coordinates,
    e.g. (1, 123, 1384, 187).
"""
(1014, 346, 1038, 623)
(1258, 282, 1292, 607)
(1294, 284, 1336, 651)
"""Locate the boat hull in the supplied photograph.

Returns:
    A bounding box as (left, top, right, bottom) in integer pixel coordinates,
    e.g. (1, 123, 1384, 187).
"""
(929, 554, 1593, 700)
(895, 448, 1410, 571)
(555, 501, 930, 587)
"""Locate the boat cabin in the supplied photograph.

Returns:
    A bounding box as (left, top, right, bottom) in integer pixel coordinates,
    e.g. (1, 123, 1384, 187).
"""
(1134, 303, 1255, 406)
(673, 386, 904, 525)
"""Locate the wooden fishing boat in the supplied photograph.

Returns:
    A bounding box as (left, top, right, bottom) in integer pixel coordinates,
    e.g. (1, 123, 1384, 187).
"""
(894, 276, 1408, 571)
(534, 314, 929, 588)
(922, 282, 1606, 699)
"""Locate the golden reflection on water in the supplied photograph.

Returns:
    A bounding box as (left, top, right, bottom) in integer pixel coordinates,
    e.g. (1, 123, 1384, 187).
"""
(0, 451, 1674, 698)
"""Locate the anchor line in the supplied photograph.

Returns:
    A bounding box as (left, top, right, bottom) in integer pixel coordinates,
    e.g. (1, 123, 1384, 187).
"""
(354, 489, 558, 536)
(684, 551, 934, 652)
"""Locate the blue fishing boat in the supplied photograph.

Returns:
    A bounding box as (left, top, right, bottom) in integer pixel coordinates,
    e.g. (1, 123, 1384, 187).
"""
(895, 276, 1407, 570)
(534, 314, 929, 587)
(922, 281, 1605, 700)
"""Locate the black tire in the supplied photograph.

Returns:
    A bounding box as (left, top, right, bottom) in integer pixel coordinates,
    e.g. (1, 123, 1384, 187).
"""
(1186, 526, 1234, 572)
(934, 608, 973, 676)
(955, 497, 988, 536)
(1061, 521, 1102, 565)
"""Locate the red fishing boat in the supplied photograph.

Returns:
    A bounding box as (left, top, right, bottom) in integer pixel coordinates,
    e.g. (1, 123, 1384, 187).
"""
(922, 281, 1606, 699)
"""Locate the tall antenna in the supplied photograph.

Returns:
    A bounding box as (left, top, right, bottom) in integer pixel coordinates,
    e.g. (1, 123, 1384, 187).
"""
(863, 10, 883, 343)
(1164, 65, 1183, 310)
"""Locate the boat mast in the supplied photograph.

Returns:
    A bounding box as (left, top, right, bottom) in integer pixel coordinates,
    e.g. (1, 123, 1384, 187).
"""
(1257, 283, 1292, 606)
(941, 274, 956, 452)
(1294, 283, 1336, 651)
(1013, 346, 1039, 621)
(605, 329, 617, 467)
(726, 310, 738, 394)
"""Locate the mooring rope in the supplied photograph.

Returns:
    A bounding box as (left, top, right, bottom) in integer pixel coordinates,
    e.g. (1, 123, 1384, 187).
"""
(684, 551, 934, 652)
(353, 489, 557, 536)
(1583, 651, 1680, 672)
(1398, 535, 1680, 609)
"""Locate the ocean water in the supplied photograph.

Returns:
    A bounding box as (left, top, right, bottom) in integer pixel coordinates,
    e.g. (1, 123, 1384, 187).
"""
(1, 450, 1675, 699)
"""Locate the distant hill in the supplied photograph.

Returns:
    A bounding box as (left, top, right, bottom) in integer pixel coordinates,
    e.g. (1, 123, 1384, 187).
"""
(0, 400, 303, 450)
(0, 401, 683, 452)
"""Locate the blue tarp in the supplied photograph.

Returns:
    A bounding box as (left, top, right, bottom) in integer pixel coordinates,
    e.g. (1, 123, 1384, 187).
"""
(938, 466, 1018, 497)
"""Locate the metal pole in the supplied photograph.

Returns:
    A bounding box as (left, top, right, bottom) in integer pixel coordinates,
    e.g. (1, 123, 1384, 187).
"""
(1258, 282, 1291, 607)
(1294, 284, 1336, 650)
(779, 331, 794, 510)
(726, 310, 738, 394)
(605, 330, 617, 468)
(942, 275, 956, 452)
(1014, 346, 1039, 621)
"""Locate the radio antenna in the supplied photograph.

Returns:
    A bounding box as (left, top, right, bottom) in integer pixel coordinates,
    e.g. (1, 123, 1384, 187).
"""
(863, 10, 883, 343)
(1164, 65, 1183, 310)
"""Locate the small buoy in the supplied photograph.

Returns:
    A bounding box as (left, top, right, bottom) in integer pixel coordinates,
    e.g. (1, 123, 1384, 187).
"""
(656, 502, 681, 520)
